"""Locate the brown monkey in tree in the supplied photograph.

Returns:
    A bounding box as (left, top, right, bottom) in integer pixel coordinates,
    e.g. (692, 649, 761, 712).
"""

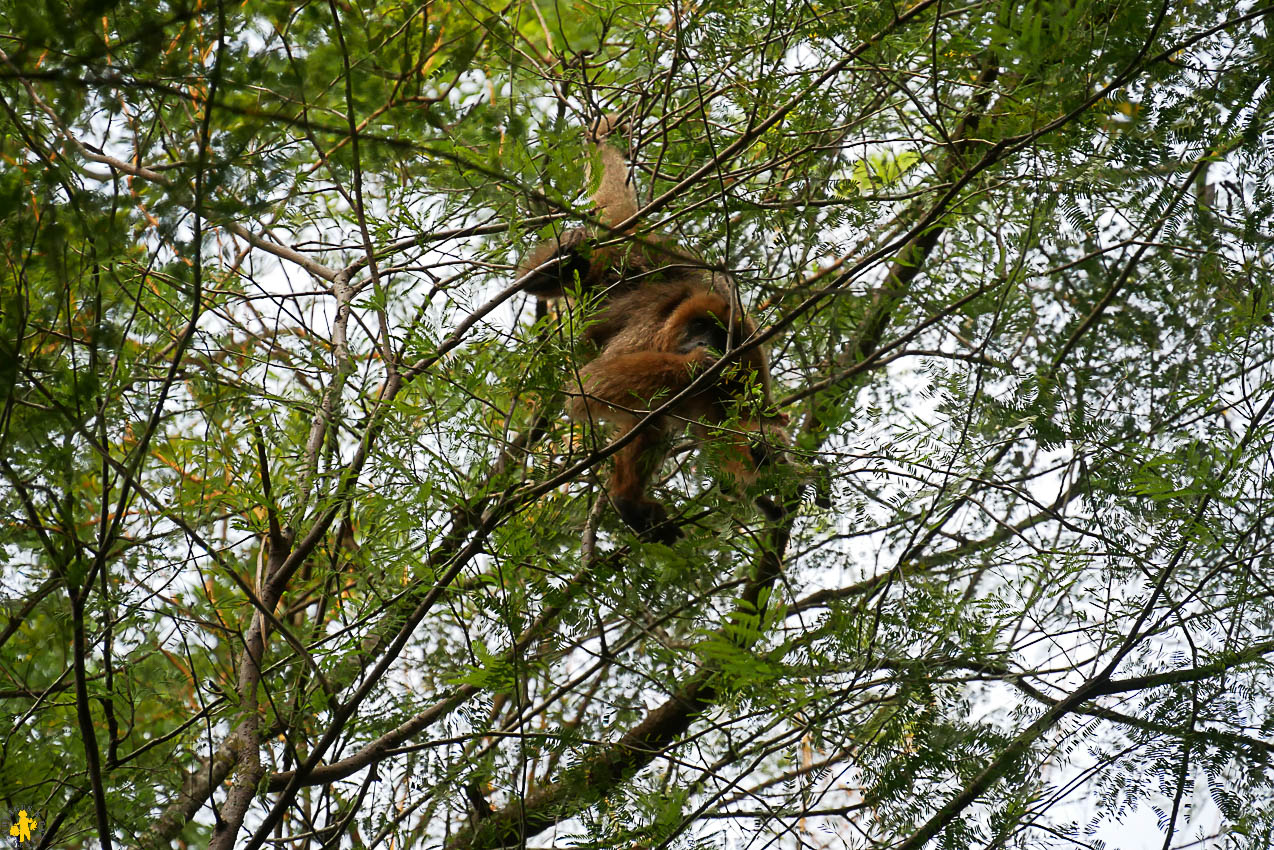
(519, 115, 788, 543)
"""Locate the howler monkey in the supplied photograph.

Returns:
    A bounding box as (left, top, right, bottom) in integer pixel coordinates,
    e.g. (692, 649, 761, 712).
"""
(519, 115, 787, 543)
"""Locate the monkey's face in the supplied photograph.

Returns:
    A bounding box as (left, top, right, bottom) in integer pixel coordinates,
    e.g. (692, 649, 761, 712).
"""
(676, 314, 731, 356)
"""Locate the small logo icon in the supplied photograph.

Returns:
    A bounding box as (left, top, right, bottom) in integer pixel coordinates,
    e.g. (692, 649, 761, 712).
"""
(9, 811, 38, 844)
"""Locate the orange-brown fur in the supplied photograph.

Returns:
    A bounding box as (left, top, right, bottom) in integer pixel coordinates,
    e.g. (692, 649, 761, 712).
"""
(519, 116, 785, 542)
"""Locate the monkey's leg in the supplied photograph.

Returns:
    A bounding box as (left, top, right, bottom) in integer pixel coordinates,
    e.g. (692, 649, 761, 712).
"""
(568, 350, 714, 543)
(609, 424, 681, 544)
(587, 115, 639, 227)
(688, 416, 796, 523)
(518, 114, 639, 299)
(517, 227, 595, 298)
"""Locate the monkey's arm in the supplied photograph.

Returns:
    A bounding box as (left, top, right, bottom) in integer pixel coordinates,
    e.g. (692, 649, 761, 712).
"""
(569, 350, 718, 424)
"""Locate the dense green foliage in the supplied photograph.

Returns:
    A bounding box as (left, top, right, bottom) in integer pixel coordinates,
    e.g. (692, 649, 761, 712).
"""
(1, 0, 1273, 847)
